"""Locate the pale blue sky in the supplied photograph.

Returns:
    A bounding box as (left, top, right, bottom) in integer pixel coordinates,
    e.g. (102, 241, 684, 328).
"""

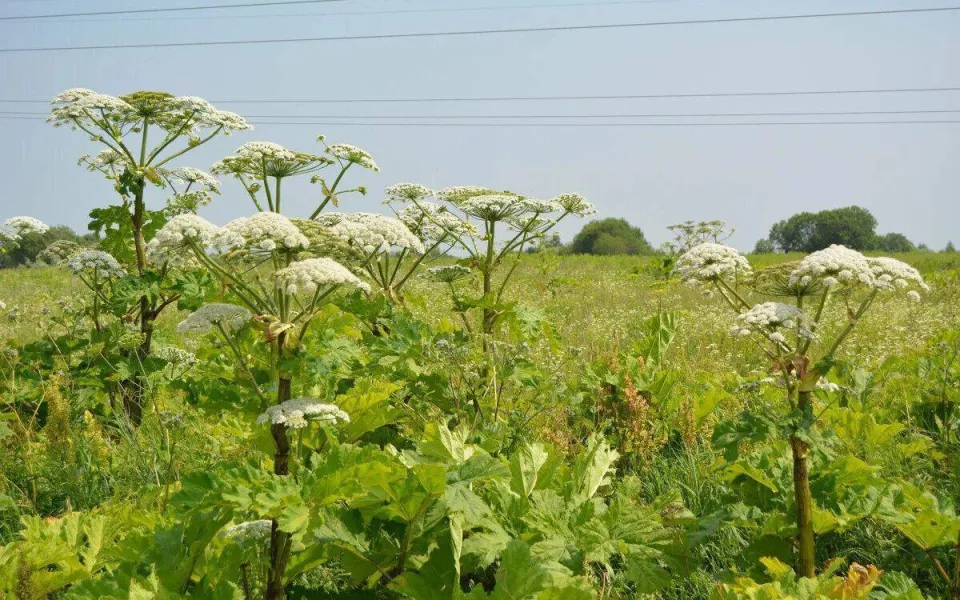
(0, 0, 957, 250)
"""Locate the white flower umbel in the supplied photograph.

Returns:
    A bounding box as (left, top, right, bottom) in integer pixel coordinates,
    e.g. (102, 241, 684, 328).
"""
(155, 346, 198, 369)
(553, 193, 597, 217)
(162, 167, 221, 194)
(731, 302, 816, 342)
(66, 249, 126, 279)
(177, 303, 252, 335)
(674, 243, 751, 285)
(274, 258, 371, 295)
(51, 88, 97, 104)
(789, 245, 874, 288)
(237, 141, 296, 163)
(421, 265, 472, 283)
(256, 398, 350, 430)
(79, 149, 130, 173)
(47, 93, 135, 128)
(223, 212, 310, 253)
(316, 212, 425, 255)
(398, 202, 476, 243)
(4, 216, 50, 237)
(221, 520, 272, 544)
(437, 186, 496, 204)
(154, 214, 234, 252)
(383, 183, 435, 203)
(325, 143, 379, 172)
(458, 194, 533, 222)
(38, 240, 82, 265)
(867, 257, 929, 293)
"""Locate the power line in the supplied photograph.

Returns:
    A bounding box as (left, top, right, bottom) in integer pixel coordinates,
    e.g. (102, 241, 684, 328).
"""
(4, 85, 960, 105)
(2, 6, 957, 53)
(7, 109, 960, 118)
(0, 0, 345, 21)
(2, 0, 694, 24)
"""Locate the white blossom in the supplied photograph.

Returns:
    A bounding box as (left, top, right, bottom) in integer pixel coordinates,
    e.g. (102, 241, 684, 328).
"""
(153, 214, 235, 252)
(553, 192, 596, 217)
(733, 302, 817, 341)
(66, 249, 126, 278)
(162, 167, 221, 194)
(421, 265, 472, 283)
(237, 141, 296, 163)
(325, 143, 379, 171)
(907, 290, 921, 302)
(458, 194, 532, 221)
(674, 242, 751, 284)
(315, 212, 424, 255)
(221, 520, 272, 544)
(256, 398, 350, 430)
(51, 88, 97, 104)
(177, 303, 251, 335)
(383, 183, 435, 203)
(437, 186, 495, 204)
(223, 212, 310, 253)
(47, 93, 134, 126)
(4, 216, 50, 237)
(155, 346, 198, 368)
(79, 149, 130, 173)
(398, 202, 475, 243)
(789, 245, 874, 288)
(867, 257, 929, 293)
(274, 257, 370, 295)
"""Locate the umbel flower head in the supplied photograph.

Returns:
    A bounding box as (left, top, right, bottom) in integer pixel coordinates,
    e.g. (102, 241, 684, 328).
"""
(457, 194, 552, 222)
(867, 256, 929, 297)
(177, 303, 252, 335)
(66, 249, 126, 279)
(212, 141, 330, 180)
(674, 242, 752, 285)
(155, 346, 198, 368)
(221, 520, 272, 545)
(383, 183, 435, 203)
(161, 167, 221, 194)
(223, 212, 310, 253)
(421, 265, 472, 283)
(398, 202, 475, 243)
(315, 212, 424, 255)
(324, 142, 379, 172)
(256, 398, 350, 429)
(3, 216, 50, 239)
(38, 240, 82, 265)
(153, 214, 236, 252)
(274, 257, 371, 295)
(789, 245, 874, 289)
(731, 302, 817, 343)
(553, 193, 597, 217)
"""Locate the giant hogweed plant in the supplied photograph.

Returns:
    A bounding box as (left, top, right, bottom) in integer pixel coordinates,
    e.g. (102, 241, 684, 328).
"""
(676, 242, 930, 579)
(47, 88, 250, 424)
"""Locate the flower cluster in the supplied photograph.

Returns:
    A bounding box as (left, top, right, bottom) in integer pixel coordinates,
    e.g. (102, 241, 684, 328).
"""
(315, 212, 424, 255)
(437, 186, 495, 204)
(47, 93, 135, 128)
(398, 202, 475, 243)
(153, 214, 233, 252)
(325, 143, 379, 171)
(421, 265, 472, 283)
(66, 249, 126, 279)
(221, 520, 272, 544)
(37, 240, 82, 265)
(256, 398, 350, 429)
(79, 149, 129, 174)
(223, 212, 310, 253)
(553, 193, 597, 217)
(155, 346, 198, 368)
(383, 183, 435, 203)
(458, 194, 539, 221)
(4, 216, 50, 238)
(731, 302, 816, 342)
(177, 303, 252, 335)
(867, 257, 929, 297)
(162, 167, 221, 193)
(274, 258, 370, 295)
(674, 243, 751, 285)
(789, 245, 874, 288)
(173, 96, 251, 133)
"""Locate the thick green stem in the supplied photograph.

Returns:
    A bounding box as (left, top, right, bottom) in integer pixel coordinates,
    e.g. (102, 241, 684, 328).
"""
(266, 330, 293, 600)
(792, 390, 816, 579)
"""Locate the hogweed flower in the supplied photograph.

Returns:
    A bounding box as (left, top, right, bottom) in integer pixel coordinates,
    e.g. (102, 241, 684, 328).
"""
(421, 265, 472, 283)
(383, 183, 435, 203)
(66, 249, 126, 279)
(866, 256, 929, 294)
(155, 346, 198, 368)
(223, 212, 310, 253)
(154, 214, 235, 251)
(4, 216, 50, 238)
(789, 245, 874, 288)
(274, 257, 370, 295)
(256, 398, 350, 429)
(553, 192, 596, 217)
(731, 302, 817, 342)
(177, 303, 252, 335)
(38, 240, 82, 265)
(221, 520, 272, 544)
(324, 143, 379, 172)
(315, 212, 424, 255)
(397, 202, 475, 243)
(161, 167, 221, 194)
(674, 243, 751, 285)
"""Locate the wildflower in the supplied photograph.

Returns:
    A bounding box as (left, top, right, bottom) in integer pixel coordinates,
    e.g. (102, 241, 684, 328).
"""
(459, 194, 538, 222)
(325, 143, 379, 171)
(118, 325, 146, 350)
(51, 88, 97, 103)
(177, 303, 252, 335)
(907, 290, 921, 302)
(256, 398, 350, 429)
(37, 240, 82, 265)
(153, 214, 233, 251)
(4, 216, 50, 237)
(66, 249, 126, 279)
(274, 258, 370, 295)
(553, 192, 596, 217)
(161, 167, 221, 193)
(223, 212, 310, 253)
(221, 520, 272, 544)
(421, 265, 472, 283)
(733, 302, 816, 341)
(315, 212, 424, 255)
(398, 202, 475, 243)
(437, 186, 495, 204)
(155, 346, 198, 368)
(789, 245, 874, 288)
(674, 243, 751, 285)
(383, 183, 435, 203)
(867, 257, 929, 294)
(47, 93, 135, 127)
(79, 149, 130, 173)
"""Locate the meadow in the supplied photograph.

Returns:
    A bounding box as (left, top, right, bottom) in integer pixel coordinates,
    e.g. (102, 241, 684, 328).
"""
(1, 88, 959, 600)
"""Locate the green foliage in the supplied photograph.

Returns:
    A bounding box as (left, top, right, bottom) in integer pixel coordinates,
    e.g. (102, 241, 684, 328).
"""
(569, 218, 653, 256)
(768, 206, 881, 252)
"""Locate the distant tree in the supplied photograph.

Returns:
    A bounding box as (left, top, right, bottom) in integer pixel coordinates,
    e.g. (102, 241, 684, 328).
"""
(570, 218, 653, 255)
(753, 238, 775, 254)
(0, 224, 88, 268)
(875, 232, 916, 253)
(769, 206, 878, 252)
(916, 243, 931, 252)
(527, 231, 564, 253)
(945, 241, 957, 253)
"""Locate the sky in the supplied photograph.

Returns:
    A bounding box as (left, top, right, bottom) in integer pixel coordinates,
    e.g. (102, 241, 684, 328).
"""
(0, 0, 957, 251)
